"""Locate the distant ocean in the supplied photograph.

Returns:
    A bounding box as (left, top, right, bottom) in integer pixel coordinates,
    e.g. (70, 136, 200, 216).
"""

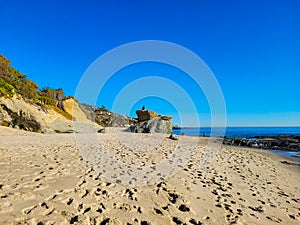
(172, 126, 300, 162)
(172, 126, 300, 138)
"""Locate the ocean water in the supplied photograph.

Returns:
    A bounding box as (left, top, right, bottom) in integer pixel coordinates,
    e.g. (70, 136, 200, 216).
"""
(172, 126, 300, 162)
(172, 126, 300, 138)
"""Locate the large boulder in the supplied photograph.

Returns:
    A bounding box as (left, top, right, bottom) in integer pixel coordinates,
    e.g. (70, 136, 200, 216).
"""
(136, 110, 159, 122)
(129, 117, 172, 134)
(128, 109, 173, 134)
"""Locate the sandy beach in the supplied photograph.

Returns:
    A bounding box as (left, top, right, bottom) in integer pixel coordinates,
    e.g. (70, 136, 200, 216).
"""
(0, 126, 299, 225)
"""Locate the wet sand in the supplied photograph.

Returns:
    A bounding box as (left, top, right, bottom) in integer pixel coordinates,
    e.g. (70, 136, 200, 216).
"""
(0, 126, 299, 225)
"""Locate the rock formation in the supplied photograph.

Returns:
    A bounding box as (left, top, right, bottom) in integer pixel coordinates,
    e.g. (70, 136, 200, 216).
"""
(0, 96, 103, 133)
(223, 135, 300, 152)
(136, 110, 159, 122)
(0, 54, 109, 133)
(79, 103, 134, 127)
(129, 109, 173, 134)
(0, 95, 48, 132)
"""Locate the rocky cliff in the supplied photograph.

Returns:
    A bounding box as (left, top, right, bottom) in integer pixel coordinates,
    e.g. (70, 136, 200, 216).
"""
(0, 96, 45, 132)
(79, 103, 134, 127)
(0, 54, 101, 133)
(0, 55, 173, 134)
(0, 96, 102, 133)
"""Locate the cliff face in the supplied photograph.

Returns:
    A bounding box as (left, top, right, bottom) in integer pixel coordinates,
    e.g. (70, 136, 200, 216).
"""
(63, 98, 90, 122)
(0, 55, 175, 134)
(0, 96, 102, 133)
(0, 96, 172, 134)
(79, 103, 134, 127)
(0, 96, 48, 132)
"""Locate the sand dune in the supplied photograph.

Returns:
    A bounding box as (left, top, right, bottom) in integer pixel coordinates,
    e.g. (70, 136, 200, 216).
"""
(0, 126, 299, 225)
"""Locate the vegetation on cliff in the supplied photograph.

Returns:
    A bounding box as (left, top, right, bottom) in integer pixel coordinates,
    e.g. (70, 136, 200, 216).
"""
(0, 55, 38, 98)
(0, 54, 139, 128)
(0, 54, 72, 120)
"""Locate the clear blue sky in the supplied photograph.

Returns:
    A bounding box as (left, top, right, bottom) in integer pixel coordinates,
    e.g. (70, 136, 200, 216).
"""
(1, 0, 299, 127)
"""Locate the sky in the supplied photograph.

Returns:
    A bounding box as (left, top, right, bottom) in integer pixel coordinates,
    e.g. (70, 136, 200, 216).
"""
(1, 0, 300, 127)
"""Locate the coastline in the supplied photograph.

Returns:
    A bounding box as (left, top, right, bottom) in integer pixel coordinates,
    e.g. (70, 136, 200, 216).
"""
(173, 127, 300, 163)
(0, 126, 299, 224)
(172, 126, 300, 138)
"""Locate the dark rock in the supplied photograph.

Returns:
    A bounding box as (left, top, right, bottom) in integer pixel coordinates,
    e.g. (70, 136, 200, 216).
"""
(98, 128, 105, 133)
(223, 135, 300, 152)
(169, 134, 178, 140)
(172, 125, 181, 129)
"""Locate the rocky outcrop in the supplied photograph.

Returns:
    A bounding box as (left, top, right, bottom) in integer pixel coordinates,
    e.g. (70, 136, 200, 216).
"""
(0, 96, 49, 132)
(0, 54, 104, 133)
(136, 110, 159, 122)
(129, 117, 172, 134)
(78, 103, 97, 122)
(79, 103, 134, 127)
(0, 96, 103, 133)
(0, 102, 42, 132)
(223, 135, 300, 152)
(128, 110, 173, 134)
(48, 98, 103, 133)
(63, 98, 92, 122)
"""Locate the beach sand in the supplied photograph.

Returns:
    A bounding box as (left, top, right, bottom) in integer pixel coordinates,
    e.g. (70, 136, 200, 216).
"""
(0, 126, 299, 225)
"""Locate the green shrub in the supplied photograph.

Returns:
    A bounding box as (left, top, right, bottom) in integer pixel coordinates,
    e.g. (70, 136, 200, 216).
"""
(15, 79, 38, 99)
(0, 55, 72, 121)
(36, 95, 57, 106)
(0, 77, 15, 96)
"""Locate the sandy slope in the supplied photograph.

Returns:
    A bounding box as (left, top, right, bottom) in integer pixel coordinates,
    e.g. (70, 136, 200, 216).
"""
(0, 126, 299, 225)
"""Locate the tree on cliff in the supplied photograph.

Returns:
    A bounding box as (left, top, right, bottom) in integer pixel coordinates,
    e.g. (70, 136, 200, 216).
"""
(0, 55, 38, 98)
(38, 87, 66, 110)
(0, 54, 71, 119)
